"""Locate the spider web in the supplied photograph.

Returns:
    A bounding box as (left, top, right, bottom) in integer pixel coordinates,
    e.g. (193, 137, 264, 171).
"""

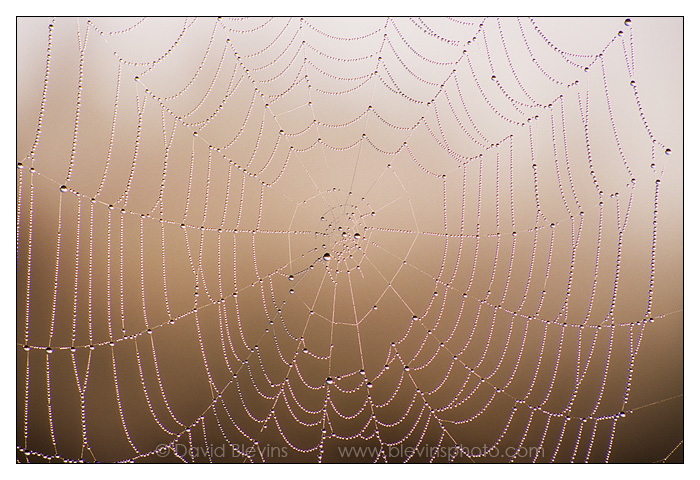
(16, 16, 683, 464)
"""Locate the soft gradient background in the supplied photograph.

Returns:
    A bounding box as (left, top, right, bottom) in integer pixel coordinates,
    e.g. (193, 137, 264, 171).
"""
(17, 17, 682, 463)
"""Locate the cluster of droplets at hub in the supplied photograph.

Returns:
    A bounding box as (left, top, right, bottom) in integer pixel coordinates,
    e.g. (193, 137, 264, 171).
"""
(16, 17, 682, 463)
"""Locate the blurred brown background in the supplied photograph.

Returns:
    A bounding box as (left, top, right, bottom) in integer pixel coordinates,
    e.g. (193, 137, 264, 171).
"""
(17, 17, 682, 463)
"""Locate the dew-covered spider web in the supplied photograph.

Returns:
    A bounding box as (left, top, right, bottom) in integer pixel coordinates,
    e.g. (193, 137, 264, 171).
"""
(16, 17, 683, 464)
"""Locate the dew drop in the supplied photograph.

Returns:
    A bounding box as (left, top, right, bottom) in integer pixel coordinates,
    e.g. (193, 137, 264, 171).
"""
(289, 289, 294, 294)
(665, 148, 671, 155)
(289, 275, 294, 281)
(326, 377, 334, 385)
(624, 18, 632, 26)
(366, 382, 373, 388)
(323, 253, 331, 261)
(60, 185, 68, 192)
(354, 233, 361, 240)
(23, 345, 30, 352)
(404, 365, 410, 372)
